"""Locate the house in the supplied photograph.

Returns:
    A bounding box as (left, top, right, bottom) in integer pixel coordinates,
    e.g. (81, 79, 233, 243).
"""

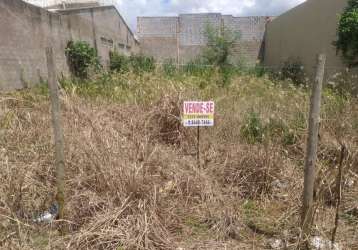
(264, 0, 351, 80)
(0, 0, 139, 91)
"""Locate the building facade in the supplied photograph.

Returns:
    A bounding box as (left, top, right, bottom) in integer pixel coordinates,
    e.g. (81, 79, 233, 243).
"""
(0, 0, 138, 91)
(23, 0, 117, 8)
(137, 14, 272, 65)
(264, 0, 351, 79)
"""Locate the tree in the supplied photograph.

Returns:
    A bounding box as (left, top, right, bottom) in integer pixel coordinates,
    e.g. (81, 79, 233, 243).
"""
(202, 24, 240, 67)
(335, 0, 358, 67)
(202, 24, 240, 86)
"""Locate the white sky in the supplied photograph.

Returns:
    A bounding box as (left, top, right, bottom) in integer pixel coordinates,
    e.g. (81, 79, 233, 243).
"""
(116, 0, 306, 30)
(25, 0, 307, 30)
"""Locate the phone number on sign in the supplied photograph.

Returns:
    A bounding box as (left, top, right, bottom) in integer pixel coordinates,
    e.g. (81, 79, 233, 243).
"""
(185, 120, 213, 126)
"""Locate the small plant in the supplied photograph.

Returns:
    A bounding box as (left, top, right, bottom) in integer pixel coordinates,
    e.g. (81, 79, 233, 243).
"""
(184, 216, 210, 235)
(217, 65, 236, 87)
(109, 52, 156, 74)
(65, 40, 100, 79)
(327, 70, 358, 97)
(129, 54, 155, 73)
(265, 118, 298, 146)
(181, 61, 215, 88)
(281, 58, 307, 85)
(162, 59, 177, 77)
(183, 61, 207, 76)
(240, 111, 265, 144)
(109, 51, 130, 73)
(335, 0, 358, 67)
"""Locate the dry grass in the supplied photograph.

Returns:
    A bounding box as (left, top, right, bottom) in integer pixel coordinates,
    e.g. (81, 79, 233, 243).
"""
(0, 72, 357, 249)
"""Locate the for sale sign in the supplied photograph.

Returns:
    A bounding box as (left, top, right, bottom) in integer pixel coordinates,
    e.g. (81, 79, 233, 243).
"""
(183, 101, 215, 127)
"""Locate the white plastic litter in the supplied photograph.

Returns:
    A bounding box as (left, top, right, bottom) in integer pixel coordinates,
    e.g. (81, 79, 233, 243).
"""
(310, 236, 342, 250)
(33, 211, 56, 223)
(33, 203, 59, 223)
(269, 239, 283, 249)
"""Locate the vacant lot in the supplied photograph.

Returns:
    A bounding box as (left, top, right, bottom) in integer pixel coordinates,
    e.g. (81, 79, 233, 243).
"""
(0, 71, 357, 249)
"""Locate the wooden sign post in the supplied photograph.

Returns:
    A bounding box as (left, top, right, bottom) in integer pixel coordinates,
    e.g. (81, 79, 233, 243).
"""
(183, 101, 215, 167)
(46, 47, 65, 221)
(301, 54, 326, 244)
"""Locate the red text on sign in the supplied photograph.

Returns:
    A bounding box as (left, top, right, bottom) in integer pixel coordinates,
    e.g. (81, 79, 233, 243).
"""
(184, 102, 214, 114)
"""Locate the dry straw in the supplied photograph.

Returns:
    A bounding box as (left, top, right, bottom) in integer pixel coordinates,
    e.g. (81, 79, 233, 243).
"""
(0, 72, 357, 249)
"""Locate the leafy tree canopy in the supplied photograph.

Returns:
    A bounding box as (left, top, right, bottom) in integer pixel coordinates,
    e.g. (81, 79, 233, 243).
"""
(335, 0, 358, 67)
(202, 24, 240, 67)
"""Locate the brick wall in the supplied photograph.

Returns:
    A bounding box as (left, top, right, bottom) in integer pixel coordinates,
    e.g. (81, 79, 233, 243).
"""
(137, 14, 271, 65)
(0, 0, 138, 91)
(137, 17, 178, 62)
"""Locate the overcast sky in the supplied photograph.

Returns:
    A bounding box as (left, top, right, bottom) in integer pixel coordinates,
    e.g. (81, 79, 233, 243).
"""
(113, 0, 307, 30)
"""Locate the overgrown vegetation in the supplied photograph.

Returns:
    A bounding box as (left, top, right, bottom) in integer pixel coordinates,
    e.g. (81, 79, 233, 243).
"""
(240, 110, 265, 144)
(3, 35, 355, 249)
(130, 54, 156, 73)
(327, 69, 358, 97)
(109, 51, 130, 73)
(201, 25, 240, 86)
(202, 25, 240, 67)
(280, 58, 307, 86)
(240, 111, 299, 145)
(162, 59, 177, 77)
(335, 0, 358, 67)
(109, 51, 155, 74)
(153, 25, 242, 86)
(1, 70, 357, 249)
(65, 41, 100, 79)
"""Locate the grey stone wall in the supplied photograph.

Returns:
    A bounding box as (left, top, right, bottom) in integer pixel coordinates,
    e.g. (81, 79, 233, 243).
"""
(0, 0, 138, 91)
(137, 13, 271, 65)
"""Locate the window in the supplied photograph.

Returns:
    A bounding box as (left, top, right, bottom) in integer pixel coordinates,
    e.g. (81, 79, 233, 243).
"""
(100, 37, 114, 47)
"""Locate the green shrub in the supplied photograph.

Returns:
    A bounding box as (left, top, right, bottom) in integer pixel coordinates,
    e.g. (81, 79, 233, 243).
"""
(183, 61, 212, 77)
(241, 113, 299, 145)
(65, 40, 100, 79)
(109, 51, 130, 73)
(335, 0, 358, 67)
(129, 55, 155, 73)
(240, 111, 265, 144)
(163, 59, 177, 77)
(201, 25, 240, 86)
(218, 65, 236, 87)
(110, 52, 156, 74)
(281, 58, 307, 86)
(109, 52, 156, 74)
(202, 25, 240, 67)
